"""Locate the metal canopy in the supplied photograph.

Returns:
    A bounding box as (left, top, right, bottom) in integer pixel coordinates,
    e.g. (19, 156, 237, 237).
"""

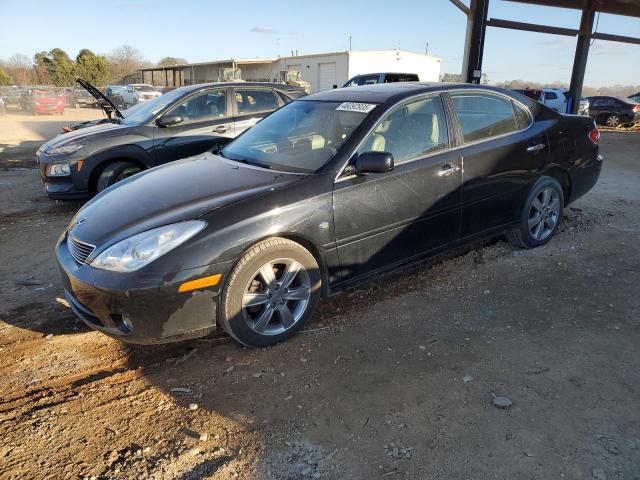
(505, 0, 640, 18)
(453, 0, 640, 113)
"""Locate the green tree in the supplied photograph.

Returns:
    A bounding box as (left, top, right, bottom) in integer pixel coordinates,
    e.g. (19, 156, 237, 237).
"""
(157, 56, 187, 67)
(33, 48, 76, 86)
(76, 49, 109, 86)
(440, 72, 461, 82)
(0, 67, 13, 85)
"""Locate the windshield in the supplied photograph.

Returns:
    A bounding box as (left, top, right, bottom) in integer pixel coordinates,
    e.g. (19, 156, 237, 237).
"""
(221, 100, 372, 173)
(135, 85, 155, 92)
(122, 89, 184, 124)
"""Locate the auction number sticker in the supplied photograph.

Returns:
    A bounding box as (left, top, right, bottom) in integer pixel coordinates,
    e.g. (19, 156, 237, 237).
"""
(336, 102, 377, 113)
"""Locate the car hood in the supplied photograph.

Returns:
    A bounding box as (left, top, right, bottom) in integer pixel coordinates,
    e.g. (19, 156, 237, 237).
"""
(42, 121, 129, 151)
(68, 153, 303, 248)
(76, 77, 124, 119)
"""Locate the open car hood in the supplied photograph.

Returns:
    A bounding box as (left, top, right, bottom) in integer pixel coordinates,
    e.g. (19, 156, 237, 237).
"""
(76, 77, 124, 120)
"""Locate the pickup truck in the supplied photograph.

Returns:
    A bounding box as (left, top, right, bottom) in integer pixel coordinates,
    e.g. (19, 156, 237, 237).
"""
(121, 84, 161, 108)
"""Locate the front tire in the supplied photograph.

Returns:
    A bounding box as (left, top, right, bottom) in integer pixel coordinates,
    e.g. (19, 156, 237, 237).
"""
(507, 176, 564, 249)
(219, 238, 321, 347)
(96, 162, 141, 193)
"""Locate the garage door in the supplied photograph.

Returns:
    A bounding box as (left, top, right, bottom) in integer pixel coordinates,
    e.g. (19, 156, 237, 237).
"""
(318, 62, 336, 91)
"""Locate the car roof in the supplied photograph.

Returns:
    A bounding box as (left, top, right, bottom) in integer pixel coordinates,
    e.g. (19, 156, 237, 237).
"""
(172, 82, 302, 94)
(300, 82, 508, 103)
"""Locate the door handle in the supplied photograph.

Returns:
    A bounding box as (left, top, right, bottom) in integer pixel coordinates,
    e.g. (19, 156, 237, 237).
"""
(213, 126, 229, 133)
(526, 143, 546, 152)
(438, 164, 460, 177)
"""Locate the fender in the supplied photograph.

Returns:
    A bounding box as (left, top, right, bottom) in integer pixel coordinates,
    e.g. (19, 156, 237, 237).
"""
(77, 144, 154, 192)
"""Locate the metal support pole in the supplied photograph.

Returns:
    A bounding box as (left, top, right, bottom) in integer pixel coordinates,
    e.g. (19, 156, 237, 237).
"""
(463, 0, 489, 84)
(568, 3, 594, 114)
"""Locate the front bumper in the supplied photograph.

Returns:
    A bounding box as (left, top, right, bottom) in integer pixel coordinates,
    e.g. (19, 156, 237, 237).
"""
(37, 151, 90, 200)
(56, 234, 233, 344)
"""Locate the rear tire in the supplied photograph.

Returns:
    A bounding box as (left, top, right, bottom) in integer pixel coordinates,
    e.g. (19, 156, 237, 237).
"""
(219, 238, 321, 347)
(96, 162, 141, 193)
(506, 176, 564, 249)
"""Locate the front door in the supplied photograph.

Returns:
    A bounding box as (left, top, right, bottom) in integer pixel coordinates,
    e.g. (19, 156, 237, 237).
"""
(153, 87, 235, 165)
(332, 94, 462, 285)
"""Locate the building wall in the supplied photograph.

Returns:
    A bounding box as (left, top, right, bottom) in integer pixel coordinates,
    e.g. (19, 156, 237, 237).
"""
(347, 50, 441, 83)
(278, 53, 349, 92)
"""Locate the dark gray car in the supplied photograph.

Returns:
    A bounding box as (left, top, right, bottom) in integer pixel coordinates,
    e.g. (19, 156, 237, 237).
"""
(37, 81, 306, 200)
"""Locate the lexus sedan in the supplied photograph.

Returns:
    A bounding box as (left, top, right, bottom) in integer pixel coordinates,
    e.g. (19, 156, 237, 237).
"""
(56, 83, 602, 347)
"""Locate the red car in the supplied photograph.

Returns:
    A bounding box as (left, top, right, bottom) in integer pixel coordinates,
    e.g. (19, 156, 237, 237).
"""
(22, 89, 66, 115)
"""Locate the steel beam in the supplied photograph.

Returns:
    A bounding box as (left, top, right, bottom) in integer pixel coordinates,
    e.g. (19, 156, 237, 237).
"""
(591, 31, 640, 45)
(568, 3, 595, 114)
(487, 18, 578, 36)
(463, 0, 490, 84)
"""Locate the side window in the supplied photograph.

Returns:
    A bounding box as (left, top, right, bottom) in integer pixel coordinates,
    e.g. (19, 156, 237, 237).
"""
(360, 74, 380, 85)
(235, 88, 279, 115)
(512, 101, 532, 130)
(591, 98, 604, 107)
(384, 74, 399, 83)
(168, 89, 227, 123)
(545, 91, 558, 100)
(451, 92, 520, 143)
(345, 76, 363, 87)
(358, 95, 448, 165)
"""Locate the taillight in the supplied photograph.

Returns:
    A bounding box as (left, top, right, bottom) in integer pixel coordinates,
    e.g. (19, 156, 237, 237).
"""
(633, 104, 640, 113)
(588, 127, 600, 145)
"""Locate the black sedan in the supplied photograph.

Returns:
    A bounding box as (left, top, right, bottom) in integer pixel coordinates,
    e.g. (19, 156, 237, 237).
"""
(56, 83, 602, 347)
(587, 95, 640, 127)
(37, 81, 305, 200)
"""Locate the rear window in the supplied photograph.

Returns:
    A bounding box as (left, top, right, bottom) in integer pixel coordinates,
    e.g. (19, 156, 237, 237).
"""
(451, 92, 524, 143)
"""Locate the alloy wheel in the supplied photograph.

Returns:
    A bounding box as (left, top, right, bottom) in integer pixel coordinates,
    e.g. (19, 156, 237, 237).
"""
(606, 115, 620, 128)
(242, 258, 311, 335)
(528, 187, 561, 241)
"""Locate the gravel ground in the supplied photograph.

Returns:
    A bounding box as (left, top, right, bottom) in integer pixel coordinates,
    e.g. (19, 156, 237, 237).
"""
(0, 127, 638, 480)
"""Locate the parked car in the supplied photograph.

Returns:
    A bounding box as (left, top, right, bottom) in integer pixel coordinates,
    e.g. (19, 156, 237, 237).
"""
(562, 90, 589, 115)
(0, 86, 24, 107)
(55, 83, 602, 347)
(38, 82, 306, 199)
(21, 89, 66, 115)
(104, 85, 127, 109)
(627, 91, 640, 103)
(69, 87, 98, 108)
(120, 84, 161, 108)
(343, 72, 419, 88)
(587, 95, 640, 127)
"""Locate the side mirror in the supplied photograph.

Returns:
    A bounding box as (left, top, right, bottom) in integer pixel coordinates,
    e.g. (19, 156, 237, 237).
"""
(355, 151, 394, 174)
(156, 115, 183, 128)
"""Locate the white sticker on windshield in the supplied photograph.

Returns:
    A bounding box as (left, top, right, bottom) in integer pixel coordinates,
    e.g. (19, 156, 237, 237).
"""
(336, 102, 377, 113)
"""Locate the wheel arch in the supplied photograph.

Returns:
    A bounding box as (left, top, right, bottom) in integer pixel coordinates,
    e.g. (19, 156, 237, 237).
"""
(542, 167, 572, 205)
(227, 233, 331, 298)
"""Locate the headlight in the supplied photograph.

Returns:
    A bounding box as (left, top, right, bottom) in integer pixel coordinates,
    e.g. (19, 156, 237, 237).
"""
(45, 144, 83, 155)
(46, 162, 71, 177)
(91, 220, 206, 272)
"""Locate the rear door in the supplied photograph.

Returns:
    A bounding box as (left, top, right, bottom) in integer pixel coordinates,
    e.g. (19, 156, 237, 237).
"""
(152, 87, 235, 165)
(332, 93, 462, 283)
(448, 90, 549, 237)
(232, 87, 283, 136)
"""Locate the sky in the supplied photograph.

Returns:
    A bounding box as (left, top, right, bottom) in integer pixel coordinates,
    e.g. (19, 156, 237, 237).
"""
(0, 0, 639, 87)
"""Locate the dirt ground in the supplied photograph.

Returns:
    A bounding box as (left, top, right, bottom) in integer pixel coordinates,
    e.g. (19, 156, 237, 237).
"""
(0, 111, 638, 479)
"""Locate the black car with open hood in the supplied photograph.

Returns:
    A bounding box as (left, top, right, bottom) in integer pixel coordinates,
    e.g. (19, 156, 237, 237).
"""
(37, 80, 306, 200)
